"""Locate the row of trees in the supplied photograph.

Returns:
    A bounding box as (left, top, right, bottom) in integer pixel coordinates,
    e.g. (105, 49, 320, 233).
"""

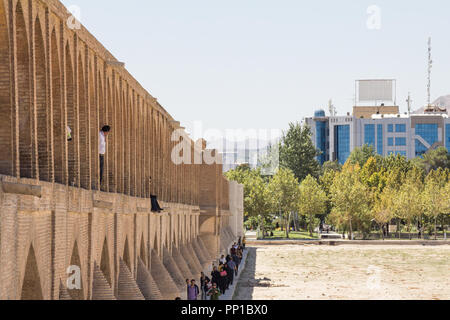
(226, 122, 450, 240)
(226, 165, 326, 238)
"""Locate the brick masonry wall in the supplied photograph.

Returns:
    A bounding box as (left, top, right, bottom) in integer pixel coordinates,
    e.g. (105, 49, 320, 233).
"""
(0, 0, 244, 300)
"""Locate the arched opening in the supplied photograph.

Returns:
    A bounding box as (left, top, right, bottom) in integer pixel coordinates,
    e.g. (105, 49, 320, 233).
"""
(16, 1, 33, 179)
(78, 54, 89, 189)
(129, 93, 136, 197)
(139, 235, 147, 267)
(123, 237, 131, 271)
(89, 63, 98, 190)
(98, 73, 106, 192)
(107, 80, 115, 192)
(66, 43, 77, 186)
(68, 241, 84, 300)
(115, 85, 123, 194)
(100, 238, 112, 286)
(123, 90, 129, 194)
(51, 29, 64, 184)
(34, 18, 49, 182)
(0, 0, 13, 176)
(21, 245, 43, 300)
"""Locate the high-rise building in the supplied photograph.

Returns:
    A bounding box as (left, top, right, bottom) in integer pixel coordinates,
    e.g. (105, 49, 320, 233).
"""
(306, 109, 450, 165)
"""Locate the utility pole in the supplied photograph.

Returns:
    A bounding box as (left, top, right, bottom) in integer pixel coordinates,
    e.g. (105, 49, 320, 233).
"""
(427, 37, 433, 107)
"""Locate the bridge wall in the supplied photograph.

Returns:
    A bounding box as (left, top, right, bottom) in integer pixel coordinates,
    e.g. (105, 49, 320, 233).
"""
(0, 0, 244, 300)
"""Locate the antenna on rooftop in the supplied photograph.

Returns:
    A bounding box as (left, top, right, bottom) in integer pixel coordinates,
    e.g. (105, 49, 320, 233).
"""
(328, 99, 336, 116)
(406, 92, 412, 115)
(427, 37, 433, 107)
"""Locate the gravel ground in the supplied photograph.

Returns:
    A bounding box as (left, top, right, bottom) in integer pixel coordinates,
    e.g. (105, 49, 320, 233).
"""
(233, 244, 450, 300)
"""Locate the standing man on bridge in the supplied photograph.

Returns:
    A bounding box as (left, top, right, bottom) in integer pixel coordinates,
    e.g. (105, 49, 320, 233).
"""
(99, 125, 111, 186)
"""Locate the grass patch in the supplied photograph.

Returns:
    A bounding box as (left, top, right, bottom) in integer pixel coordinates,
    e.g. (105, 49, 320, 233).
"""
(260, 230, 319, 240)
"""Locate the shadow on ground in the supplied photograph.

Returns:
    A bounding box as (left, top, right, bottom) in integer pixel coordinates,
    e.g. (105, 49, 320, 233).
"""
(233, 247, 273, 300)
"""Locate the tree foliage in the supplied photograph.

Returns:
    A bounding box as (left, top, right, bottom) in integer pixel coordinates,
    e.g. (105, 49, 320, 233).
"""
(279, 122, 320, 181)
(298, 175, 327, 236)
(267, 168, 300, 238)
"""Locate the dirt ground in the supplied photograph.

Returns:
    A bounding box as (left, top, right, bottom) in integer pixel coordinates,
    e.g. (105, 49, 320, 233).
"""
(233, 244, 450, 300)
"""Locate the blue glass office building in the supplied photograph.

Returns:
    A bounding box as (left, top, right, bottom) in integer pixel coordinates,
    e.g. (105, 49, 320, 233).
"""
(305, 110, 449, 164)
(335, 125, 351, 165)
(314, 110, 328, 165)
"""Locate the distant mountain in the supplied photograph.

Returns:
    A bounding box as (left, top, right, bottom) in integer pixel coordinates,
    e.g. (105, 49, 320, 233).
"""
(413, 95, 450, 115)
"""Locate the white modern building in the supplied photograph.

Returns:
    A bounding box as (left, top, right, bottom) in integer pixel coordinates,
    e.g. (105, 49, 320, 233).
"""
(305, 110, 450, 165)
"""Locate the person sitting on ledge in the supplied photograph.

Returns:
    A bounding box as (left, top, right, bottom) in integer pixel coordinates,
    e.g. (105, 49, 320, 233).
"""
(149, 177, 163, 213)
(99, 125, 111, 186)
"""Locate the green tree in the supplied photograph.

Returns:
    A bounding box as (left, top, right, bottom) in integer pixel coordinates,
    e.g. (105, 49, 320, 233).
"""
(347, 144, 377, 167)
(226, 167, 272, 238)
(372, 187, 396, 239)
(321, 160, 342, 174)
(279, 122, 320, 181)
(298, 175, 327, 236)
(267, 168, 300, 239)
(319, 168, 337, 220)
(393, 168, 424, 239)
(330, 165, 369, 240)
(423, 169, 449, 239)
(412, 147, 450, 173)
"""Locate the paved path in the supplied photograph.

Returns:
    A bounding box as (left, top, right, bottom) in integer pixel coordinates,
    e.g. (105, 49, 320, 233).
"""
(219, 249, 249, 300)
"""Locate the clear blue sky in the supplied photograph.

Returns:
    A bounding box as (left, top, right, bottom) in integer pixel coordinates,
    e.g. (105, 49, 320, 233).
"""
(62, 0, 450, 137)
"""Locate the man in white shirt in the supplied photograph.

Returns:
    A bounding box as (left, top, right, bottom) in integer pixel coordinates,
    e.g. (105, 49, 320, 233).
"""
(99, 125, 111, 185)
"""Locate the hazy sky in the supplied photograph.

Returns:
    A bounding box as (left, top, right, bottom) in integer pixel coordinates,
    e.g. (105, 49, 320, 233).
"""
(61, 0, 450, 138)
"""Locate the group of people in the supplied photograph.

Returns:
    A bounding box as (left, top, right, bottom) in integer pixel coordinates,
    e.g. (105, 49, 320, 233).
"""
(185, 237, 246, 301)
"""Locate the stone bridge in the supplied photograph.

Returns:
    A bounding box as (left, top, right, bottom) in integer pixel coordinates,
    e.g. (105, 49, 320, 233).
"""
(0, 0, 244, 300)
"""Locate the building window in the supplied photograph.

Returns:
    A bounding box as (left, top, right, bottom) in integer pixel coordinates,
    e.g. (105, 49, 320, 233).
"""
(388, 138, 394, 147)
(377, 124, 383, 155)
(335, 125, 350, 165)
(316, 121, 327, 165)
(395, 137, 407, 146)
(364, 124, 375, 149)
(415, 123, 438, 146)
(415, 139, 428, 157)
(388, 124, 394, 133)
(395, 124, 406, 133)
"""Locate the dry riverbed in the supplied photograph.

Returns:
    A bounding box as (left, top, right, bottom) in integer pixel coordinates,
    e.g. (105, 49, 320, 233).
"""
(233, 244, 450, 300)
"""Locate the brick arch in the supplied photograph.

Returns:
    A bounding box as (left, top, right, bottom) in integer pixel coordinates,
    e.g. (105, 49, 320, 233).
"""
(66, 42, 78, 186)
(114, 80, 123, 193)
(139, 234, 147, 267)
(107, 78, 115, 192)
(34, 17, 50, 182)
(123, 236, 131, 271)
(129, 90, 136, 197)
(89, 60, 98, 190)
(78, 52, 89, 189)
(51, 27, 65, 184)
(67, 240, 85, 300)
(0, 0, 13, 176)
(98, 71, 106, 191)
(20, 244, 43, 300)
(16, 0, 33, 179)
(99, 238, 112, 286)
(122, 88, 129, 193)
(199, 216, 215, 235)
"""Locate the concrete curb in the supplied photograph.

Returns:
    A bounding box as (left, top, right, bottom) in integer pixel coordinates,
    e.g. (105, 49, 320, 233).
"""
(247, 240, 450, 246)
